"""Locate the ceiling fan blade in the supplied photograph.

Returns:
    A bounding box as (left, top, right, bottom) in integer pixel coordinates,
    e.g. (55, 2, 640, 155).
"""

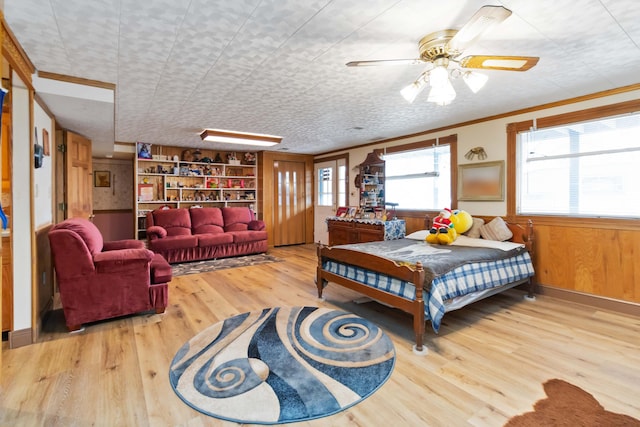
(447, 5, 512, 54)
(346, 59, 424, 67)
(459, 55, 539, 71)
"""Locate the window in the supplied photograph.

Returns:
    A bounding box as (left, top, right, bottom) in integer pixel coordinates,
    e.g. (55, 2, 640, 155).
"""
(316, 161, 346, 207)
(516, 111, 640, 218)
(384, 144, 451, 210)
(317, 167, 333, 206)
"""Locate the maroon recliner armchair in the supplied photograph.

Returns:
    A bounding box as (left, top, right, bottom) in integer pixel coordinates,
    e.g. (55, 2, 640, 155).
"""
(48, 217, 171, 331)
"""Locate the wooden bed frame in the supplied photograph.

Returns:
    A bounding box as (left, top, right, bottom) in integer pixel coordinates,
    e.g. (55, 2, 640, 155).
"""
(316, 219, 535, 354)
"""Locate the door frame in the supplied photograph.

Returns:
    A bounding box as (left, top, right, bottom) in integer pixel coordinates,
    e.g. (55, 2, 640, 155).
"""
(313, 154, 349, 245)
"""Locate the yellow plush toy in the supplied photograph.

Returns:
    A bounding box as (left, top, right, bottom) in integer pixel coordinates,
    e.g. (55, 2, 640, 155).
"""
(426, 208, 472, 245)
(450, 209, 473, 235)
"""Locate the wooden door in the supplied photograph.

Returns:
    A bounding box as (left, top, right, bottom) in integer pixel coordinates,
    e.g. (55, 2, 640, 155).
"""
(65, 131, 93, 220)
(273, 160, 306, 246)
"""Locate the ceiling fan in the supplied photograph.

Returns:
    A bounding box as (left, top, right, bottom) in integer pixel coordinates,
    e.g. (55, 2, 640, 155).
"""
(346, 5, 539, 105)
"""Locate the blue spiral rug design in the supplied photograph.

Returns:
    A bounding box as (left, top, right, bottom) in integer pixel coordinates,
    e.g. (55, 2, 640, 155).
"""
(169, 306, 395, 424)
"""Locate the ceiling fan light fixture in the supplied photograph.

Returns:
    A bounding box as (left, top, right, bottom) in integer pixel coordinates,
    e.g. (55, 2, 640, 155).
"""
(427, 84, 456, 106)
(427, 65, 456, 105)
(429, 65, 450, 88)
(462, 71, 488, 93)
(400, 72, 428, 103)
(200, 128, 282, 147)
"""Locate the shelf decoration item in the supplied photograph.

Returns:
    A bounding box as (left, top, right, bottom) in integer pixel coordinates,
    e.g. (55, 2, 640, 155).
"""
(135, 148, 259, 240)
(358, 151, 385, 213)
(137, 142, 152, 159)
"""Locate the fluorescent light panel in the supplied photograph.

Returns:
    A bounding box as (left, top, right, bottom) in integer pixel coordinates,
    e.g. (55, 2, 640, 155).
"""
(200, 128, 282, 147)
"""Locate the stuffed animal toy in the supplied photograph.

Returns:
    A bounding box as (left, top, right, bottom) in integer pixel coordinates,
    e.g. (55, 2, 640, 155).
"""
(426, 208, 458, 245)
(450, 209, 473, 235)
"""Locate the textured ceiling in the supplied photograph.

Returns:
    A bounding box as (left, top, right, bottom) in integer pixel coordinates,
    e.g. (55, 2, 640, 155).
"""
(5, 0, 640, 157)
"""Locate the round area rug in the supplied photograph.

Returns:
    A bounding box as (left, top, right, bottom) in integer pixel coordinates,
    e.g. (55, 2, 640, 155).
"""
(169, 306, 395, 424)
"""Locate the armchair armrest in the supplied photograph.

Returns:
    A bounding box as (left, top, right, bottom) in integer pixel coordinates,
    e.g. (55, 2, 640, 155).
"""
(146, 225, 168, 240)
(103, 239, 145, 251)
(93, 248, 154, 273)
(248, 220, 266, 231)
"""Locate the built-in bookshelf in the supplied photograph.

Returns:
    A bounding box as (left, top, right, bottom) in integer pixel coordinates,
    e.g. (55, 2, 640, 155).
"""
(135, 146, 258, 239)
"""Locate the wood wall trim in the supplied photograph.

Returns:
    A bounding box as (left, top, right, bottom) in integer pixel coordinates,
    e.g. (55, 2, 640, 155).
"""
(8, 327, 32, 348)
(1, 13, 35, 88)
(34, 92, 55, 118)
(316, 84, 640, 157)
(313, 153, 348, 163)
(36, 70, 116, 90)
(530, 284, 640, 318)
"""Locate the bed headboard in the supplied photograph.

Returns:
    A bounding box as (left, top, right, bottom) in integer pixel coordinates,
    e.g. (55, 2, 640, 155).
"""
(423, 215, 534, 254)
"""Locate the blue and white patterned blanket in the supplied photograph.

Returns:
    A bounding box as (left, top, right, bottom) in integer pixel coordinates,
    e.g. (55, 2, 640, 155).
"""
(323, 239, 535, 333)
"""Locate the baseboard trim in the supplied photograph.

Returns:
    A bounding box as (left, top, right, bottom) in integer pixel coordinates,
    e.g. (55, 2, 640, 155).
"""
(524, 284, 640, 317)
(9, 328, 33, 348)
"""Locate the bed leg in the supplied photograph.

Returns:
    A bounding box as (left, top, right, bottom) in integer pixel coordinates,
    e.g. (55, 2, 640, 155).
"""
(316, 268, 327, 299)
(524, 278, 536, 301)
(412, 306, 428, 356)
(316, 243, 327, 299)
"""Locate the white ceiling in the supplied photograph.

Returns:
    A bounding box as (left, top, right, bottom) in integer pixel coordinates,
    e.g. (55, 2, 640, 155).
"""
(5, 0, 640, 157)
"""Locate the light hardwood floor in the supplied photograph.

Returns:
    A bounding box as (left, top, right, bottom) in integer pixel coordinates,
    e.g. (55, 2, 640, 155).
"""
(2, 244, 639, 426)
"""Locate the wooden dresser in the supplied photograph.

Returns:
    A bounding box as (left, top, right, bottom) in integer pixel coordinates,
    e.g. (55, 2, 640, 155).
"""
(327, 218, 405, 246)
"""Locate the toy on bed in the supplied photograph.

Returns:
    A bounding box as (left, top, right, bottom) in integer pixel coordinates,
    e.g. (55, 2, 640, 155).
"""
(426, 208, 472, 245)
(426, 208, 456, 244)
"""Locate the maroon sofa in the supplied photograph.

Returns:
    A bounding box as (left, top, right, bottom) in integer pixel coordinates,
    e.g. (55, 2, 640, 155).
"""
(49, 217, 170, 331)
(146, 207, 267, 264)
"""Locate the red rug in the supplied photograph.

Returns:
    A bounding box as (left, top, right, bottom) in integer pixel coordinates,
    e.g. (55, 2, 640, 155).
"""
(506, 379, 640, 426)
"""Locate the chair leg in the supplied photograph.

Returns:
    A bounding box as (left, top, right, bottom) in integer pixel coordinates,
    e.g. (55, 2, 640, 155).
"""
(67, 324, 82, 332)
(155, 307, 166, 314)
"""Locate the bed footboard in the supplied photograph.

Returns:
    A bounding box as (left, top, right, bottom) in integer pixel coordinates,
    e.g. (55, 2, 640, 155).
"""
(316, 244, 427, 352)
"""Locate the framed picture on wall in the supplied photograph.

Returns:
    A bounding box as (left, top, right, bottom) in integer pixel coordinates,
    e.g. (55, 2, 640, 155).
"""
(42, 128, 50, 156)
(458, 161, 504, 201)
(94, 170, 111, 187)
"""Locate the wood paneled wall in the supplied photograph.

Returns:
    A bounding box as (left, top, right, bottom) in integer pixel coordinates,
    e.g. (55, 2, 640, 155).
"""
(398, 211, 640, 305)
(532, 222, 639, 303)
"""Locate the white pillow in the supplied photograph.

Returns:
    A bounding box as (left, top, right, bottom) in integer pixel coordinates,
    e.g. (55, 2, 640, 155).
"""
(464, 217, 484, 239)
(480, 217, 513, 241)
(405, 230, 430, 240)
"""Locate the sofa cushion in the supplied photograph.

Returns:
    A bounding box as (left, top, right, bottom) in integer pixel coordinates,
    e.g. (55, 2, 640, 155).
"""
(149, 235, 198, 251)
(152, 209, 192, 236)
(55, 217, 104, 255)
(229, 230, 268, 243)
(198, 233, 234, 247)
(190, 207, 225, 234)
(248, 220, 266, 231)
(221, 207, 253, 232)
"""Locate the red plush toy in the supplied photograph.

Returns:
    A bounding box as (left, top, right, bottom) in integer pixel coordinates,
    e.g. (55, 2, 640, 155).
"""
(426, 208, 457, 244)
